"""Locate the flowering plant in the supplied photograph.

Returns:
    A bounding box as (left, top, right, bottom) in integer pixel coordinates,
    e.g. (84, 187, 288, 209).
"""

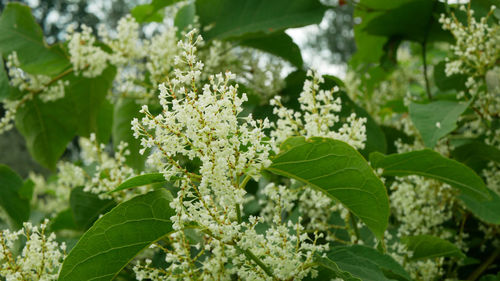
(0, 0, 499, 280)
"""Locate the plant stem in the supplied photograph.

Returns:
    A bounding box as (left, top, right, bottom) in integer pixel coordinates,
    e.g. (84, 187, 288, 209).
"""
(421, 41, 433, 101)
(234, 244, 276, 279)
(467, 247, 500, 281)
(235, 203, 242, 223)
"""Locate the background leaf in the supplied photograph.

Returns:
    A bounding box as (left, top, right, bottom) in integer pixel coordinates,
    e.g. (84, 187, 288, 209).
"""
(402, 235, 465, 260)
(15, 96, 77, 169)
(59, 189, 175, 281)
(315, 245, 411, 281)
(370, 149, 490, 200)
(240, 32, 303, 68)
(0, 3, 70, 76)
(409, 101, 469, 148)
(112, 98, 147, 170)
(0, 164, 30, 229)
(70, 187, 117, 230)
(267, 136, 389, 239)
(196, 0, 327, 41)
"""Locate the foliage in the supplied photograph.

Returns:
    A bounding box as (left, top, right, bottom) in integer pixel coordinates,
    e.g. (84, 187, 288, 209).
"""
(0, 0, 499, 280)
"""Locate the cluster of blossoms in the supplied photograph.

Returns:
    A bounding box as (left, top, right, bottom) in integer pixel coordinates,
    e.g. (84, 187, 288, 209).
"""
(0, 52, 69, 134)
(131, 30, 332, 280)
(0, 220, 65, 281)
(271, 70, 367, 150)
(439, 5, 500, 118)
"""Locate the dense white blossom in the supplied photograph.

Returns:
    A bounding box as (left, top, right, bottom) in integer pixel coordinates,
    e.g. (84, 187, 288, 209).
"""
(0, 220, 65, 281)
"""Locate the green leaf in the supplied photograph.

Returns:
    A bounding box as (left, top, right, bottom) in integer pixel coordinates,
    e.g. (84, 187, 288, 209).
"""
(0, 164, 30, 229)
(315, 245, 411, 281)
(402, 235, 465, 260)
(266, 137, 389, 239)
(433, 61, 467, 91)
(459, 188, 500, 225)
(58, 189, 175, 281)
(94, 99, 114, 144)
(49, 208, 79, 232)
(451, 141, 500, 173)
(18, 178, 34, 201)
(131, 0, 181, 23)
(370, 150, 490, 200)
(0, 3, 70, 76)
(70, 187, 117, 230)
(174, 2, 196, 38)
(15, 96, 77, 169)
(240, 32, 303, 68)
(196, 0, 327, 41)
(109, 173, 166, 194)
(409, 101, 469, 148)
(0, 57, 9, 101)
(313, 254, 361, 281)
(68, 66, 116, 142)
(112, 98, 147, 170)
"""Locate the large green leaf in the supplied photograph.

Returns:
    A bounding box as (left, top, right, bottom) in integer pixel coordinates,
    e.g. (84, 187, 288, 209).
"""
(0, 3, 69, 76)
(70, 187, 117, 230)
(402, 235, 465, 260)
(409, 101, 469, 148)
(109, 173, 166, 194)
(112, 98, 147, 170)
(15, 96, 77, 169)
(241, 32, 303, 68)
(370, 150, 490, 200)
(0, 164, 30, 229)
(196, 0, 327, 41)
(266, 137, 389, 239)
(58, 189, 175, 281)
(68, 66, 116, 142)
(315, 245, 411, 281)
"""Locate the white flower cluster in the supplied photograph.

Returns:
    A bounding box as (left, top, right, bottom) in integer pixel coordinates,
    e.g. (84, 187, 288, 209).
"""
(439, 5, 500, 119)
(270, 70, 367, 150)
(78, 134, 140, 201)
(439, 5, 499, 77)
(0, 52, 68, 134)
(66, 24, 110, 78)
(0, 220, 65, 281)
(131, 31, 327, 280)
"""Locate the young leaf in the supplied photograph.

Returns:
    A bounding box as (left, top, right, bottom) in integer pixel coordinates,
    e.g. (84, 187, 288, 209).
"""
(315, 245, 411, 281)
(109, 173, 166, 194)
(266, 137, 389, 239)
(402, 235, 465, 260)
(370, 150, 490, 200)
(409, 101, 469, 148)
(0, 3, 70, 76)
(196, 0, 327, 41)
(70, 187, 117, 230)
(58, 189, 175, 281)
(0, 164, 30, 229)
(15, 97, 77, 169)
